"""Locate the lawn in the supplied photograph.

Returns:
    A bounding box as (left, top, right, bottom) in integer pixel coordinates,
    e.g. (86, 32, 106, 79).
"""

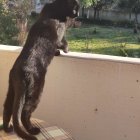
(66, 24, 140, 57)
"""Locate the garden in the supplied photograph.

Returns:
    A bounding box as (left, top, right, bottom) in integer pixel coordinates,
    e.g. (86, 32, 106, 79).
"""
(0, 0, 140, 58)
(67, 22, 140, 57)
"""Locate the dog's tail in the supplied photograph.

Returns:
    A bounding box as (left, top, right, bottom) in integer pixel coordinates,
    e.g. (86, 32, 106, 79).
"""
(13, 94, 37, 140)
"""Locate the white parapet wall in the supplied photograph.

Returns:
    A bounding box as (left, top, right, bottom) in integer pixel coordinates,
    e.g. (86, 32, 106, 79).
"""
(1, 45, 140, 140)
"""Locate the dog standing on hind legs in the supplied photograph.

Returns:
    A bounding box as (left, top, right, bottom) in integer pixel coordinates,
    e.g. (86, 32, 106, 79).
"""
(2, 0, 80, 140)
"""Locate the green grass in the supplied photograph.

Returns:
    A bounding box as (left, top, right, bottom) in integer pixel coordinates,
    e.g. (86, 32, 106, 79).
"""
(66, 24, 140, 57)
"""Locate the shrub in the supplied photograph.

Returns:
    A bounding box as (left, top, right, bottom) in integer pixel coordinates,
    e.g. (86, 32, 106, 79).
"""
(0, 1, 19, 45)
(78, 17, 137, 28)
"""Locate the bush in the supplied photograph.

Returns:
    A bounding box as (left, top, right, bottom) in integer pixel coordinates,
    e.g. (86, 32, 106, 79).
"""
(137, 36, 140, 43)
(78, 17, 137, 28)
(0, 2, 19, 45)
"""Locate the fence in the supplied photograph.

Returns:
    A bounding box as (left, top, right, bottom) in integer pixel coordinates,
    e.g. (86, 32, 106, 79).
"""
(82, 8, 140, 23)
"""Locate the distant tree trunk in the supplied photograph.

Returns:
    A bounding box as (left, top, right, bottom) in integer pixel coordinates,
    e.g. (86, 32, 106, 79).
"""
(135, 13, 138, 23)
(129, 12, 132, 21)
(82, 6, 85, 17)
(97, 10, 100, 20)
(134, 23, 138, 34)
(94, 8, 97, 20)
(134, 16, 138, 34)
(86, 9, 90, 19)
(17, 18, 28, 45)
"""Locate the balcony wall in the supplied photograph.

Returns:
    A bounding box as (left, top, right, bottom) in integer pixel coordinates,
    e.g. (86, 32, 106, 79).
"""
(1, 45, 140, 140)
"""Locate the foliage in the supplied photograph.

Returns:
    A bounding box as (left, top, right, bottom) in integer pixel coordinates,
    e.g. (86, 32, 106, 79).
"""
(0, 0, 34, 45)
(16, 0, 33, 21)
(79, 17, 137, 28)
(80, 0, 93, 7)
(92, 0, 114, 19)
(66, 23, 140, 57)
(81, 0, 114, 19)
(0, 0, 19, 45)
(81, 0, 114, 8)
(9, 0, 33, 45)
(118, 0, 140, 23)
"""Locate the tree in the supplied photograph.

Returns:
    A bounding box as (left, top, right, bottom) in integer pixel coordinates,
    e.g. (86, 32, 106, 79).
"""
(0, 0, 19, 45)
(81, 0, 114, 19)
(8, 0, 33, 45)
(132, 0, 140, 23)
(0, 0, 34, 45)
(81, 0, 93, 8)
(92, 0, 114, 20)
(80, 0, 93, 17)
(118, 0, 140, 33)
(118, 0, 140, 23)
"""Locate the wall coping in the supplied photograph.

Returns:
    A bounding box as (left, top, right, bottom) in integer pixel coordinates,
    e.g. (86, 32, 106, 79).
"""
(1, 44, 140, 65)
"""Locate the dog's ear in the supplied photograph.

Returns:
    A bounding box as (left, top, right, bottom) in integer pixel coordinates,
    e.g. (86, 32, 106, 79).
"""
(67, 0, 79, 6)
(70, 0, 80, 18)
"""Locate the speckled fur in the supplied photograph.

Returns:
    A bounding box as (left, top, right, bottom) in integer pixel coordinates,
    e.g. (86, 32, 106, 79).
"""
(3, 0, 79, 140)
